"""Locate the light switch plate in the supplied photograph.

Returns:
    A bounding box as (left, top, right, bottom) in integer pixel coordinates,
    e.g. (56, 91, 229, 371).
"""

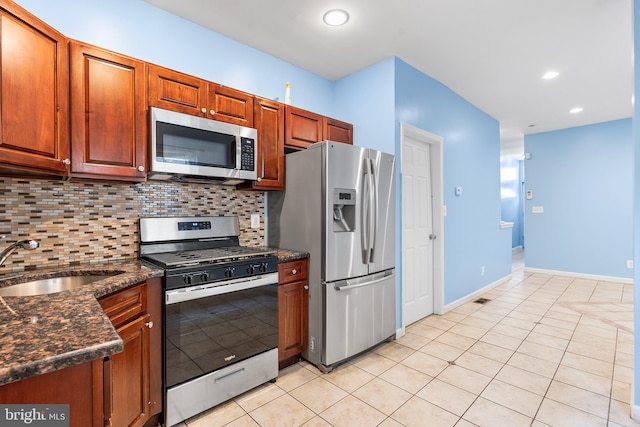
(250, 214, 260, 229)
(532, 206, 544, 214)
(526, 190, 533, 200)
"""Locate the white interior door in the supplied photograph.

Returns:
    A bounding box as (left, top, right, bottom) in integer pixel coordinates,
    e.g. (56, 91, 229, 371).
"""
(402, 130, 436, 325)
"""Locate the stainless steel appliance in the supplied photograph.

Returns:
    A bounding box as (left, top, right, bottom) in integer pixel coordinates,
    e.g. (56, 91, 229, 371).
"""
(139, 216, 278, 427)
(149, 107, 258, 184)
(268, 141, 396, 372)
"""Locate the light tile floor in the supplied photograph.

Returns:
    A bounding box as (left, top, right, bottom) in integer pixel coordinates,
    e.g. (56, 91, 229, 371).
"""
(178, 248, 638, 427)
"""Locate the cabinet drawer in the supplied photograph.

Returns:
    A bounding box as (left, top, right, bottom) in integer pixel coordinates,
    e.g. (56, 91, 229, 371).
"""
(278, 260, 308, 285)
(99, 282, 147, 327)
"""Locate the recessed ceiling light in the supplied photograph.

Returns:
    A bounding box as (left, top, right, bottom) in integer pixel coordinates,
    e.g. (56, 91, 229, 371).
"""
(542, 71, 560, 80)
(323, 9, 349, 26)
(569, 107, 583, 114)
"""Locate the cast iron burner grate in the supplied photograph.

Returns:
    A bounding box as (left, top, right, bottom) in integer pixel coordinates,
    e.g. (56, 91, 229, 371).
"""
(474, 298, 491, 304)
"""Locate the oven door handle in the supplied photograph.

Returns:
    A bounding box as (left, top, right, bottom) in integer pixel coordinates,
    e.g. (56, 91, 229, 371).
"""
(165, 272, 278, 305)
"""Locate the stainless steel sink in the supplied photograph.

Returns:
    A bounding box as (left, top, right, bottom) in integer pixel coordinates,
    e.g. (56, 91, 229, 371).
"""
(0, 274, 117, 297)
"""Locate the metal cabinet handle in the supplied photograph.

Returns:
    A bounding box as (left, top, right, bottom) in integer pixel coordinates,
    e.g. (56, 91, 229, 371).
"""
(429, 234, 437, 240)
(62, 158, 71, 165)
(201, 107, 207, 113)
(137, 165, 145, 172)
(291, 269, 297, 275)
(304, 285, 309, 290)
(210, 110, 215, 115)
(145, 321, 154, 328)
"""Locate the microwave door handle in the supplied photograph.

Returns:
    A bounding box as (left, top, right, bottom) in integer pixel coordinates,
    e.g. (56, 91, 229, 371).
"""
(233, 136, 240, 169)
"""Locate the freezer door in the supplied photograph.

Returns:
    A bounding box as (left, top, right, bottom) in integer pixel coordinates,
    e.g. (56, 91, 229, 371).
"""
(323, 269, 396, 366)
(367, 149, 396, 273)
(324, 143, 369, 281)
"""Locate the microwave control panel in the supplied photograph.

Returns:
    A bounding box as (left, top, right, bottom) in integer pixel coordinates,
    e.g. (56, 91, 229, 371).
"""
(240, 138, 255, 171)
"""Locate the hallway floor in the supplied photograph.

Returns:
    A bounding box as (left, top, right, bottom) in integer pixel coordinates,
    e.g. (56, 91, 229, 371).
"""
(179, 249, 637, 427)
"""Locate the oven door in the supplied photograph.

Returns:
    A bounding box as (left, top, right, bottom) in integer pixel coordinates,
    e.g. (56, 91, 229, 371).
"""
(164, 273, 278, 389)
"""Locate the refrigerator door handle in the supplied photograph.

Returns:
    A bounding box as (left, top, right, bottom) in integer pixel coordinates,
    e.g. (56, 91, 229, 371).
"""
(369, 158, 377, 262)
(362, 158, 372, 264)
(334, 274, 391, 291)
(362, 158, 375, 264)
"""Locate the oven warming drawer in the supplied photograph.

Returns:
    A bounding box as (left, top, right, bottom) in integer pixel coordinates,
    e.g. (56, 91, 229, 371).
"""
(166, 348, 278, 426)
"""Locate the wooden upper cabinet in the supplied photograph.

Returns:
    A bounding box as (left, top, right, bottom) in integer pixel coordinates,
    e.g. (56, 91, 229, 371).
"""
(246, 97, 284, 190)
(148, 64, 254, 126)
(0, 0, 69, 174)
(209, 84, 254, 127)
(69, 41, 147, 181)
(285, 106, 323, 150)
(285, 105, 353, 150)
(324, 117, 353, 145)
(148, 64, 207, 117)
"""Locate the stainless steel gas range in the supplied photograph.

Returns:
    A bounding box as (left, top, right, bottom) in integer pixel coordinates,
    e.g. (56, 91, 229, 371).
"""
(139, 216, 278, 427)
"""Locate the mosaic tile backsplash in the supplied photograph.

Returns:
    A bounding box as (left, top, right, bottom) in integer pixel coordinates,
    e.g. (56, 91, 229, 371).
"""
(0, 178, 265, 273)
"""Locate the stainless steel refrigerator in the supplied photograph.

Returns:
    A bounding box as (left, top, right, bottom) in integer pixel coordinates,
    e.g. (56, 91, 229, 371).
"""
(268, 141, 396, 371)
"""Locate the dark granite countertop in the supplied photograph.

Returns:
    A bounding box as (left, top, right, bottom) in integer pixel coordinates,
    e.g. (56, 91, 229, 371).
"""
(0, 249, 304, 387)
(269, 247, 309, 263)
(0, 260, 163, 386)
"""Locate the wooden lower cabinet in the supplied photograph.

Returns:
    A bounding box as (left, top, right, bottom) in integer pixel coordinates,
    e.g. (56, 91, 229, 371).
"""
(0, 361, 98, 427)
(278, 258, 309, 369)
(98, 278, 161, 427)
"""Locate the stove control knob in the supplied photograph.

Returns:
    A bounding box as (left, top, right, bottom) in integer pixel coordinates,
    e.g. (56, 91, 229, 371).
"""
(225, 267, 235, 278)
(247, 265, 256, 274)
(184, 274, 193, 285)
(259, 262, 268, 273)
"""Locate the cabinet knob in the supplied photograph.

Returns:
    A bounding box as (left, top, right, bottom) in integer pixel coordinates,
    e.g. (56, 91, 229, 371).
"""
(137, 165, 145, 172)
(291, 269, 297, 275)
(257, 177, 262, 182)
(62, 158, 71, 165)
(145, 321, 154, 328)
(304, 285, 309, 290)
(201, 107, 207, 113)
(210, 110, 215, 116)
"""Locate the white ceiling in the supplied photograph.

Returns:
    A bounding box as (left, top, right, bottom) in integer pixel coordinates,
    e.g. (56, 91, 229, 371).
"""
(143, 0, 633, 157)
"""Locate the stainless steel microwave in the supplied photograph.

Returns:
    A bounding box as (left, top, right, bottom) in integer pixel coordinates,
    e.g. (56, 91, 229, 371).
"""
(149, 107, 258, 184)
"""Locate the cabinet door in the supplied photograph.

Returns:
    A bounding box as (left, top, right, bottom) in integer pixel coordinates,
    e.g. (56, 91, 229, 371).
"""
(108, 314, 151, 427)
(324, 117, 353, 145)
(0, 0, 69, 174)
(250, 97, 284, 190)
(285, 106, 323, 150)
(148, 64, 207, 117)
(208, 84, 254, 127)
(69, 41, 147, 181)
(278, 280, 309, 363)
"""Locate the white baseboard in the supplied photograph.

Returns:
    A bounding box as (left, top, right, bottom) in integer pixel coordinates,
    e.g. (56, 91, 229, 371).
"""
(523, 267, 633, 284)
(443, 274, 512, 313)
(395, 327, 405, 339)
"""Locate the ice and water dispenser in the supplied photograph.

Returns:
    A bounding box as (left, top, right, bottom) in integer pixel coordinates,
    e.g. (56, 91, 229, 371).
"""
(332, 188, 356, 232)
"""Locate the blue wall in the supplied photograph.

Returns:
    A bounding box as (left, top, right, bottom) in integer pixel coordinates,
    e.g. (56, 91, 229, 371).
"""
(393, 59, 512, 304)
(524, 119, 633, 279)
(500, 156, 524, 248)
(335, 57, 513, 309)
(15, 0, 334, 117)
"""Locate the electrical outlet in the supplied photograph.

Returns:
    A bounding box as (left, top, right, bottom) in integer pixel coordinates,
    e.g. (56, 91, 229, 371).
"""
(250, 214, 260, 229)
(627, 260, 634, 269)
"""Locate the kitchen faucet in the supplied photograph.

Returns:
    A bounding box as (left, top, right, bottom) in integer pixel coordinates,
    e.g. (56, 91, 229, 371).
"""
(0, 239, 40, 267)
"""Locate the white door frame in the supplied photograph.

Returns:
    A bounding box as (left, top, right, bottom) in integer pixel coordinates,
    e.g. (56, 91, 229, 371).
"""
(400, 123, 445, 327)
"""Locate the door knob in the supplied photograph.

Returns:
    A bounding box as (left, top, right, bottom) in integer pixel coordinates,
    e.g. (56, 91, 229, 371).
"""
(429, 234, 437, 240)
